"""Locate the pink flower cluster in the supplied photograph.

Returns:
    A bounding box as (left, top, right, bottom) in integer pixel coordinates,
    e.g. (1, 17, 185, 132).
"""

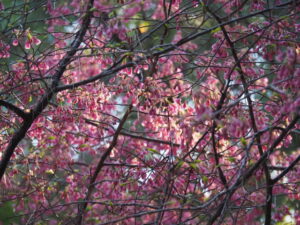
(24, 32, 41, 49)
(0, 40, 10, 58)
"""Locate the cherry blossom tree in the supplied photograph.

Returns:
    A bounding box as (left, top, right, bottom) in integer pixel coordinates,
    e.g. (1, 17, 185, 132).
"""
(0, 0, 300, 224)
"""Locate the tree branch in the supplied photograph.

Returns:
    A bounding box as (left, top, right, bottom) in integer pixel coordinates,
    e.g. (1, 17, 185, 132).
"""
(76, 105, 132, 225)
(120, 131, 180, 147)
(207, 7, 274, 224)
(0, 100, 29, 120)
(52, 1, 299, 94)
(153, 0, 299, 57)
(0, 0, 95, 181)
(271, 154, 300, 184)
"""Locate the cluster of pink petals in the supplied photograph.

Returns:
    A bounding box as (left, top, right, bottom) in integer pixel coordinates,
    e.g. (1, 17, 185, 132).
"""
(0, 40, 10, 58)
(24, 35, 41, 49)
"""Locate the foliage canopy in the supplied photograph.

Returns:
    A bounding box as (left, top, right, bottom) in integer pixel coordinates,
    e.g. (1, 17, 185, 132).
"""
(0, 0, 300, 224)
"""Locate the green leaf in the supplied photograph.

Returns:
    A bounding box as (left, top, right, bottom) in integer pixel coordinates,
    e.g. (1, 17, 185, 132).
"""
(215, 164, 225, 168)
(211, 26, 221, 34)
(154, 47, 164, 52)
(279, 15, 289, 21)
(228, 157, 236, 163)
(108, 201, 113, 206)
(165, 200, 176, 205)
(120, 182, 127, 186)
(146, 148, 160, 154)
(108, 11, 115, 19)
(189, 162, 198, 170)
(124, 52, 133, 57)
(45, 169, 55, 175)
(235, 67, 242, 73)
(79, 144, 89, 148)
(193, 159, 202, 163)
(202, 176, 208, 183)
(240, 137, 247, 146)
(175, 160, 184, 170)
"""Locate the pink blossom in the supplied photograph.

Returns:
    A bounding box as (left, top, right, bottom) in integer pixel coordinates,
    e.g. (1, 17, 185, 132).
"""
(25, 40, 31, 49)
(12, 39, 18, 46)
